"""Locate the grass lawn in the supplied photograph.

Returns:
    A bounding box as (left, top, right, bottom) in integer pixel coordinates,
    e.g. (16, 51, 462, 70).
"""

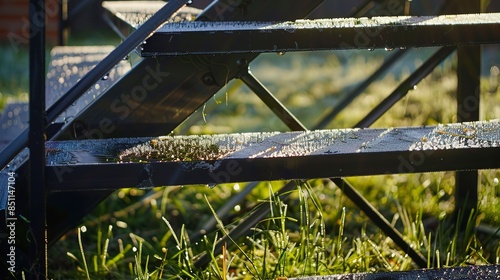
(1, 40, 499, 279)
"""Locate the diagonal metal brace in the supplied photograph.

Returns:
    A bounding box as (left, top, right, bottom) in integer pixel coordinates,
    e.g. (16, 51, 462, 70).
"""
(238, 65, 307, 132)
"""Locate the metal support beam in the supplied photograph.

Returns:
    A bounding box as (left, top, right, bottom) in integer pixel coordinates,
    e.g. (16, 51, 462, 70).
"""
(455, 47, 481, 229)
(29, 0, 47, 278)
(355, 47, 455, 128)
(239, 69, 307, 131)
(331, 178, 427, 267)
(313, 49, 407, 129)
(451, 0, 481, 230)
(454, 43, 481, 230)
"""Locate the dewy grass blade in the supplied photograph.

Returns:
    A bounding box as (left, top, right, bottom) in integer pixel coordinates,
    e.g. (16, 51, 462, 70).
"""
(203, 234, 222, 279)
(222, 242, 227, 280)
(78, 227, 91, 280)
(204, 194, 261, 279)
(102, 225, 113, 269)
(107, 243, 133, 268)
(162, 216, 181, 248)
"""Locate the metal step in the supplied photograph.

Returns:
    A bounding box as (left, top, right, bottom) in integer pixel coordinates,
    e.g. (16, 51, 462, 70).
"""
(102, 0, 326, 57)
(141, 12, 500, 56)
(291, 264, 500, 280)
(46, 120, 500, 191)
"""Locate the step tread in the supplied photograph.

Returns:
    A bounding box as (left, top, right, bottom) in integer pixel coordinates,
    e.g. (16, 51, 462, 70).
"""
(141, 12, 500, 56)
(46, 120, 500, 191)
(290, 264, 500, 280)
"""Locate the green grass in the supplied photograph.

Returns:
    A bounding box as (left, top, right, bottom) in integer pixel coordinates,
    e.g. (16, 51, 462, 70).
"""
(1, 42, 499, 278)
(0, 43, 30, 110)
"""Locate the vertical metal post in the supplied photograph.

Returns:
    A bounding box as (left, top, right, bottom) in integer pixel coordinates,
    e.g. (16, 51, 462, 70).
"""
(29, 0, 48, 278)
(451, 0, 481, 229)
(455, 45, 480, 227)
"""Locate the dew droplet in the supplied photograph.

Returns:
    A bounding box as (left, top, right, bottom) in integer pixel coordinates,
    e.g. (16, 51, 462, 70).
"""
(277, 51, 285, 56)
(101, 73, 109, 80)
(63, 116, 74, 123)
(207, 183, 217, 189)
(385, 47, 394, 52)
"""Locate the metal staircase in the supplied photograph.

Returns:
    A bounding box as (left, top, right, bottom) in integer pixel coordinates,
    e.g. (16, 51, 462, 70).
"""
(0, 0, 499, 278)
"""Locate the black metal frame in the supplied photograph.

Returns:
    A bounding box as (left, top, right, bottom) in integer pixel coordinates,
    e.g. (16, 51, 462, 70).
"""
(29, 0, 47, 278)
(2, 0, 497, 276)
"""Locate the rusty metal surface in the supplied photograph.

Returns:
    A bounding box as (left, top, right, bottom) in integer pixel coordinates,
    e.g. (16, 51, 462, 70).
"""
(141, 13, 500, 56)
(45, 120, 500, 191)
(290, 264, 500, 280)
